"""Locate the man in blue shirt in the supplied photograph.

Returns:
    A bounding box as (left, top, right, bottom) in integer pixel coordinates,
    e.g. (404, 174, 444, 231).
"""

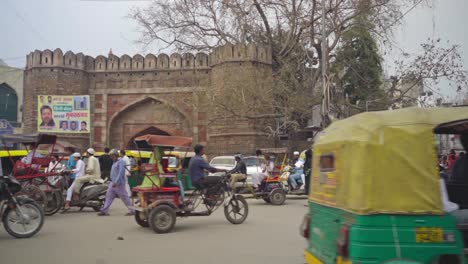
(188, 144, 226, 190)
(66, 147, 76, 184)
(98, 149, 135, 216)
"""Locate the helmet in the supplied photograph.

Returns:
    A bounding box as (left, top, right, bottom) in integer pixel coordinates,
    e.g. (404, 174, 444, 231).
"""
(72, 152, 81, 158)
(109, 149, 119, 156)
(87, 148, 95, 155)
(293, 151, 300, 155)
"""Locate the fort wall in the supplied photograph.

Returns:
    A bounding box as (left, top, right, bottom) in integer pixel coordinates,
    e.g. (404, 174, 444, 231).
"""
(23, 44, 274, 154)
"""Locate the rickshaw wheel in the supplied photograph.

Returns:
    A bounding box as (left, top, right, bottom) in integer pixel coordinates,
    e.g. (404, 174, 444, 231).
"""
(44, 191, 62, 216)
(269, 189, 286, 206)
(224, 195, 248, 224)
(148, 205, 176, 233)
(135, 211, 149, 227)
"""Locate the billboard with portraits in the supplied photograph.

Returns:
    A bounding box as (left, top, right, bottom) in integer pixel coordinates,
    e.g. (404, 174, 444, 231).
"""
(37, 95, 90, 134)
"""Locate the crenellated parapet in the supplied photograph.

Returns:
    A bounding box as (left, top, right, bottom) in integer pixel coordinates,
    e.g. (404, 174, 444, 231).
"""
(25, 44, 271, 72)
(209, 43, 272, 66)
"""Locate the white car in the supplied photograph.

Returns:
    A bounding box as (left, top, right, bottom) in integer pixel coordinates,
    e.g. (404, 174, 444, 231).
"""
(209, 155, 265, 186)
(209, 156, 236, 176)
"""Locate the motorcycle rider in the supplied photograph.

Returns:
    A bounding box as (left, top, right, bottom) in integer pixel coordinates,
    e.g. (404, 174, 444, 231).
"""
(189, 144, 226, 192)
(73, 148, 101, 195)
(228, 154, 247, 191)
(63, 152, 85, 212)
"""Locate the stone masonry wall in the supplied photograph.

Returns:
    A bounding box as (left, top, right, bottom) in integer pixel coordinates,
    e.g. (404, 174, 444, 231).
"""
(23, 44, 274, 155)
(23, 67, 90, 149)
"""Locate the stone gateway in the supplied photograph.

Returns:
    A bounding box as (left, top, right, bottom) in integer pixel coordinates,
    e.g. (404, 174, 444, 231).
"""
(23, 44, 274, 155)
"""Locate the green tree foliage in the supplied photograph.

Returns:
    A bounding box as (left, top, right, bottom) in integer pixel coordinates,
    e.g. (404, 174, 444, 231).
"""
(333, 15, 387, 113)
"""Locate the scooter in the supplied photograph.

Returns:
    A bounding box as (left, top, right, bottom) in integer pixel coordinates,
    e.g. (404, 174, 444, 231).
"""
(61, 173, 109, 212)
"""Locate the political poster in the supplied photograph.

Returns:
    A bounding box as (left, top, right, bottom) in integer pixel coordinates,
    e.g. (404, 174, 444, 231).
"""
(37, 95, 90, 133)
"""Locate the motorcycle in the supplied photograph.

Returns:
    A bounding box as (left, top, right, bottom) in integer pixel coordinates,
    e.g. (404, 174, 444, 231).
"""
(62, 176, 109, 212)
(0, 175, 45, 238)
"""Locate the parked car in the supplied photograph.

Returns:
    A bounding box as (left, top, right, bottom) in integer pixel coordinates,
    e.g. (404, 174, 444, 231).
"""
(209, 155, 265, 186)
(209, 156, 236, 176)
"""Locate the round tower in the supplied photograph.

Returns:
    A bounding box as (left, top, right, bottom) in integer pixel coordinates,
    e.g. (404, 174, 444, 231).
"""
(24, 49, 91, 147)
(206, 43, 274, 155)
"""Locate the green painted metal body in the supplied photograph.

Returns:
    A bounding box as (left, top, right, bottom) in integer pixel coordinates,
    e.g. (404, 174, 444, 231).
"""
(306, 202, 465, 264)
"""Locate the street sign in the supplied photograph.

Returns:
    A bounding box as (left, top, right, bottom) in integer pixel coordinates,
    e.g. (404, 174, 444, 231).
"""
(0, 119, 13, 134)
(0, 119, 14, 147)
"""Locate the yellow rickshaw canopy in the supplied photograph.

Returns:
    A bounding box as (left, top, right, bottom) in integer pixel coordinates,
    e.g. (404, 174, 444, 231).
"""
(310, 107, 468, 215)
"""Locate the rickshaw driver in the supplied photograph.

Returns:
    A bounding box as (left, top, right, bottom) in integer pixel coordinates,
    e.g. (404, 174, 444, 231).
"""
(188, 144, 227, 194)
(442, 133, 468, 224)
(228, 154, 247, 190)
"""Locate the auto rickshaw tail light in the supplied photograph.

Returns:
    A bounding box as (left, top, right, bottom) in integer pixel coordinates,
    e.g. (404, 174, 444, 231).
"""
(336, 225, 350, 258)
(300, 214, 310, 238)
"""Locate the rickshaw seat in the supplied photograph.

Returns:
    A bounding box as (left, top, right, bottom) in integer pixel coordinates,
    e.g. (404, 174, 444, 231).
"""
(13, 160, 38, 176)
(132, 186, 180, 193)
(265, 176, 280, 182)
(32, 157, 51, 167)
(140, 163, 158, 173)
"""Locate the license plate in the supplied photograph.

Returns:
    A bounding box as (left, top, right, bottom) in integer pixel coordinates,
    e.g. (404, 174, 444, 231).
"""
(415, 227, 443, 243)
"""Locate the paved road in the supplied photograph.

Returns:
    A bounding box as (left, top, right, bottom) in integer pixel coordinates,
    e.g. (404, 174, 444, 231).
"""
(0, 197, 308, 264)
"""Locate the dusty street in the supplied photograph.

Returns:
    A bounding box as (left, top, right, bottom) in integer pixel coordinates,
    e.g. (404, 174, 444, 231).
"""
(0, 197, 307, 264)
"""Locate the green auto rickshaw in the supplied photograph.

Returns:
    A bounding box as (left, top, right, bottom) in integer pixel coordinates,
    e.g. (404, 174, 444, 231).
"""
(301, 107, 468, 264)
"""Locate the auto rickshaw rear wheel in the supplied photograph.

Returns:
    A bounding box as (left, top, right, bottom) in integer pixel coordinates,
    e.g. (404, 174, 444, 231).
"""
(148, 205, 176, 233)
(269, 189, 286, 206)
(135, 211, 149, 227)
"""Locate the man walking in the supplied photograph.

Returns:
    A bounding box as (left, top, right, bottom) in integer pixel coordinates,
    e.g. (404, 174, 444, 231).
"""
(120, 150, 131, 196)
(98, 149, 135, 216)
(99, 147, 113, 180)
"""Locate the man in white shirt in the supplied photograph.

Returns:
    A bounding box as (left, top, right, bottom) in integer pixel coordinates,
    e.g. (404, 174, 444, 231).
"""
(63, 152, 85, 211)
(73, 148, 101, 193)
(120, 150, 131, 196)
(46, 155, 63, 187)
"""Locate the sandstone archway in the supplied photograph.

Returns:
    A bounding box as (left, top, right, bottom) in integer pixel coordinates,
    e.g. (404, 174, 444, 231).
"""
(126, 126, 170, 150)
(108, 97, 191, 149)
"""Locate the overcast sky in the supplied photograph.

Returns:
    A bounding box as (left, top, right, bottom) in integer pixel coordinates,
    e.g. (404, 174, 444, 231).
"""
(0, 0, 466, 100)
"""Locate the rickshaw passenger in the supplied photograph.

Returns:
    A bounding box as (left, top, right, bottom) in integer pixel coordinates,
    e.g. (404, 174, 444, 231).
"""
(442, 133, 468, 224)
(289, 152, 304, 190)
(163, 177, 186, 201)
(228, 155, 247, 190)
(188, 144, 226, 191)
(451, 134, 468, 183)
(21, 151, 43, 170)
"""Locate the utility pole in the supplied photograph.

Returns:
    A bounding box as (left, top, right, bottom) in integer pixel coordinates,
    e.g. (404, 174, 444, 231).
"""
(321, 0, 329, 126)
